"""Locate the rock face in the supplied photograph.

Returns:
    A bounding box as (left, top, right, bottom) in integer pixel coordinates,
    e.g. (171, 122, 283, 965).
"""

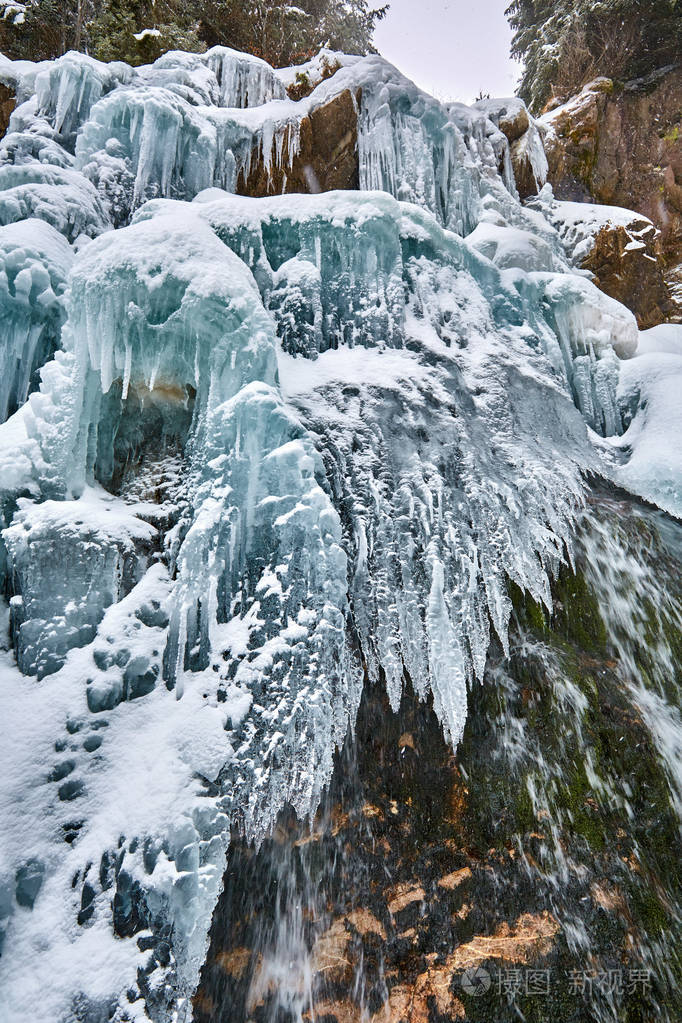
(541, 67, 682, 261)
(239, 88, 360, 197)
(580, 218, 674, 328)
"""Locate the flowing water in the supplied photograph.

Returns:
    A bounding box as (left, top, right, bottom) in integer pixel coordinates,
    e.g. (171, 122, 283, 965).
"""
(195, 485, 682, 1023)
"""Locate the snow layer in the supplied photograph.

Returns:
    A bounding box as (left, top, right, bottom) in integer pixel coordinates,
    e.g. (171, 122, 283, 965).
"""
(610, 325, 682, 517)
(530, 183, 660, 266)
(0, 44, 678, 1023)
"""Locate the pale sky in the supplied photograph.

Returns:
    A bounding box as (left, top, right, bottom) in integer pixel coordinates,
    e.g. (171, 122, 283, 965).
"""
(373, 0, 519, 105)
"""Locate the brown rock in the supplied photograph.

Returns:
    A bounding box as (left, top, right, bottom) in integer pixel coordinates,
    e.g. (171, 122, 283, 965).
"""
(0, 82, 15, 139)
(510, 132, 541, 199)
(590, 881, 628, 915)
(345, 908, 386, 939)
(371, 972, 466, 1023)
(312, 918, 354, 983)
(498, 105, 530, 144)
(437, 866, 472, 891)
(386, 882, 425, 916)
(361, 802, 383, 819)
(542, 68, 682, 260)
(239, 88, 360, 197)
(215, 946, 251, 979)
(581, 219, 674, 328)
(398, 731, 416, 751)
(306, 999, 361, 1023)
(664, 163, 682, 214)
(447, 910, 560, 970)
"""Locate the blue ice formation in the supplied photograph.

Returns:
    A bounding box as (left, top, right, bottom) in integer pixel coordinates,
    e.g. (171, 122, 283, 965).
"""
(0, 43, 676, 1023)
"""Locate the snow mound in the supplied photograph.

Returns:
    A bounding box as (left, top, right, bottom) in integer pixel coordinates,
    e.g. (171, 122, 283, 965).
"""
(530, 183, 660, 266)
(611, 324, 682, 517)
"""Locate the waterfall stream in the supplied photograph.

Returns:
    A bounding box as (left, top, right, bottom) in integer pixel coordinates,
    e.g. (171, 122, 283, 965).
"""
(195, 486, 682, 1023)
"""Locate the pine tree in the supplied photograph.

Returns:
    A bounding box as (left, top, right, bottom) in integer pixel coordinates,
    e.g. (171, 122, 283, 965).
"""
(198, 0, 388, 66)
(0, 0, 95, 61)
(507, 0, 682, 113)
(0, 0, 388, 67)
(88, 0, 204, 65)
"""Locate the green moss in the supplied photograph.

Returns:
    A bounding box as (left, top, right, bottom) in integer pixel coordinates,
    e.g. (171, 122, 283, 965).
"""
(514, 779, 535, 833)
(551, 565, 608, 655)
(554, 760, 606, 850)
(628, 886, 668, 936)
(508, 579, 548, 634)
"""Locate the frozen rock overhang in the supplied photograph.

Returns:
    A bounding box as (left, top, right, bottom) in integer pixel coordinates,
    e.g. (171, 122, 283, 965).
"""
(0, 44, 678, 1023)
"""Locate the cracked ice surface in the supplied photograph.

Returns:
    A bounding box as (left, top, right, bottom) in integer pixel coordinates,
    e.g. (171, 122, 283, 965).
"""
(0, 44, 675, 1023)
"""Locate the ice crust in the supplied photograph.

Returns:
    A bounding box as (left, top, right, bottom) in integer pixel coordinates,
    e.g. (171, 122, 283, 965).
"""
(0, 218, 73, 421)
(0, 46, 677, 1023)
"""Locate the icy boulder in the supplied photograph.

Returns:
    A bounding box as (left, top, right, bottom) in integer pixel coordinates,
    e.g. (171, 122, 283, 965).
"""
(34, 52, 126, 146)
(0, 204, 279, 571)
(4, 488, 155, 677)
(76, 87, 218, 225)
(0, 162, 110, 240)
(531, 272, 638, 436)
(193, 190, 406, 354)
(467, 221, 559, 273)
(474, 95, 548, 200)
(612, 324, 682, 518)
(63, 207, 276, 416)
(0, 218, 73, 422)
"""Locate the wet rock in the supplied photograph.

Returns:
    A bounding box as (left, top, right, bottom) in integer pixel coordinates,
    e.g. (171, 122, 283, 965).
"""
(216, 947, 251, 980)
(386, 882, 425, 915)
(312, 919, 355, 985)
(437, 867, 471, 891)
(195, 489, 682, 1023)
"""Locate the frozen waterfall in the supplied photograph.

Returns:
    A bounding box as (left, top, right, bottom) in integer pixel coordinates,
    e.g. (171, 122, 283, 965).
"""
(0, 44, 679, 1023)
